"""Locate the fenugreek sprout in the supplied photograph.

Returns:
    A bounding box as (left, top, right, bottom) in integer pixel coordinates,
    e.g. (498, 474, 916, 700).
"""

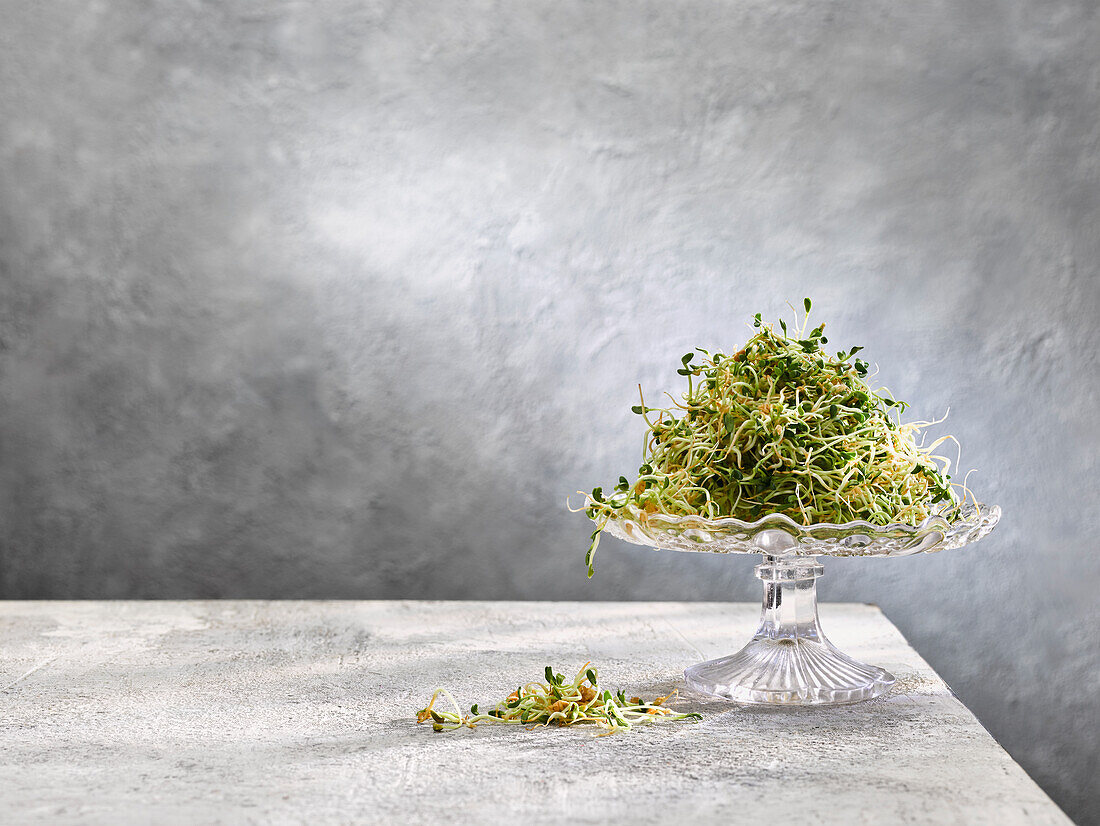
(573, 300, 972, 577)
(415, 662, 700, 735)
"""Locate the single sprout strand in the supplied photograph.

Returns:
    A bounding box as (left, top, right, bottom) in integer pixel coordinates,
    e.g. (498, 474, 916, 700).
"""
(572, 300, 971, 577)
(415, 662, 701, 735)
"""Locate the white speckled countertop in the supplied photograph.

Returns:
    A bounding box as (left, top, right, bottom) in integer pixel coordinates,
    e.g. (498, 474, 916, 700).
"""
(0, 601, 1070, 824)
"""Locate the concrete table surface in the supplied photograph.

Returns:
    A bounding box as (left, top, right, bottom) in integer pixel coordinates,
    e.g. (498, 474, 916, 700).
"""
(0, 601, 1069, 825)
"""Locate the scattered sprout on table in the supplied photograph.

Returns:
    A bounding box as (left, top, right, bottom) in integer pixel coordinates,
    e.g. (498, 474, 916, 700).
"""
(415, 663, 701, 735)
(572, 299, 973, 576)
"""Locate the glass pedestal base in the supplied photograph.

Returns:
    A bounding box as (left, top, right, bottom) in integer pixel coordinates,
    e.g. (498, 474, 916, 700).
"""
(684, 637, 896, 705)
(685, 556, 895, 705)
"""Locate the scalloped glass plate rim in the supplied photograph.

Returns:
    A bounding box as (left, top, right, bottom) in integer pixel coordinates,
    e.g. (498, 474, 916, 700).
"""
(599, 500, 1000, 557)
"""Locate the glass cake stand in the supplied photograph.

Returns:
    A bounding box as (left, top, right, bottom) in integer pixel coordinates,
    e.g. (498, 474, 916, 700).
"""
(602, 502, 1001, 706)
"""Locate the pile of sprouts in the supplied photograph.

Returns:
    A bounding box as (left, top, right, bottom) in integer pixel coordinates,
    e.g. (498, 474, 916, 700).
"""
(576, 300, 971, 577)
(416, 663, 700, 735)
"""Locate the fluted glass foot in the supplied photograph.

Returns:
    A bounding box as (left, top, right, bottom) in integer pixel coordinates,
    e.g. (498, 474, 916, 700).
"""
(685, 556, 895, 706)
(685, 637, 895, 705)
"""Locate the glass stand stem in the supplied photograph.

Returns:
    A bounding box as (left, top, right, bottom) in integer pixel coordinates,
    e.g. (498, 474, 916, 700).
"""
(684, 555, 896, 705)
(756, 556, 825, 644)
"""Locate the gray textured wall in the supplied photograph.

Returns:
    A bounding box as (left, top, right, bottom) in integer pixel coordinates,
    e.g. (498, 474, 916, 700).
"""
(1, 0, 1097, 821)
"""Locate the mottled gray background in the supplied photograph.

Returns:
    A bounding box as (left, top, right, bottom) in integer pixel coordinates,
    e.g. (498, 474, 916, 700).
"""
(1, 0, 1097, 822)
